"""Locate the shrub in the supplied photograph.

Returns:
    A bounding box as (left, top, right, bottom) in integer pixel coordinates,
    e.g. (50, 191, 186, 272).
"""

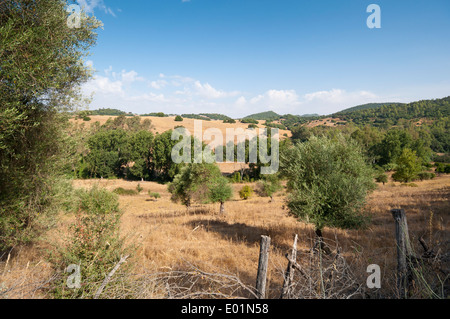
(49, 186, 130, 299)
(256, 174, 282, 201)
(175, 115, 184, 122)
(136, 183, 143, 193)
(375, 173, 389, 185)
(239, 185, 254, 200)
(113, 188, 138, 196)
(417, 172, 436, 181)
(435, 163, 450, 174)
(401, 183, 419, 187)
(148, 191, 161, 201)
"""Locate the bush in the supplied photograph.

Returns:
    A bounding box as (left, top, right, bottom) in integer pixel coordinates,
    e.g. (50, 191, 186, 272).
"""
(435, 163, 450, 174)
(49, 186, 130, 298)
(136, 183, 143, 193)
(148, 191, 161, 201)
(239, 185, 254, 200)
(401, 183, 419, 187)
(175, 115, 184, 122)
(113, 188, 138, 196)
(256, 174, 282, 201)
(223, 119, 236, 124)
(417, 172, 436, 181)
(375, 173, 389, 185)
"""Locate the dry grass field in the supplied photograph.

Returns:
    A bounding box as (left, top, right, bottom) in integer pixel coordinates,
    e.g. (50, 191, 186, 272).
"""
(70, 115, 292, 138)
(1, 174, 448, 298)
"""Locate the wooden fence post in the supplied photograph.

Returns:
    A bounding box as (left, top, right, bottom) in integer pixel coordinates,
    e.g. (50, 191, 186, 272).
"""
(256, 235, 271, 299)
(391, 209, 412, 298)
(280, 234, 298, 299)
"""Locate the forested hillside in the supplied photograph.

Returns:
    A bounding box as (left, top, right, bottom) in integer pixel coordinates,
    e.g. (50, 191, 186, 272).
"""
(333, 96, 450, 124)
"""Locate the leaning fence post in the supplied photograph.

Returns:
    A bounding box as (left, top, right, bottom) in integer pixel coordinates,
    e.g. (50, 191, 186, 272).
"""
(280, 234, 298, 299)
(256, 235, 271, 299)
(391, 209, 412, 298)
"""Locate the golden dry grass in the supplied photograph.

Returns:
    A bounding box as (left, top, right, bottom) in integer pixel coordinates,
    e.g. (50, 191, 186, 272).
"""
(2, 174, 449, 298)
(70, 115, 292, 138)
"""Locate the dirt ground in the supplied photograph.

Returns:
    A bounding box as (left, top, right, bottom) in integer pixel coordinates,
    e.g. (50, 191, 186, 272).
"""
(1, 174, 448, 298)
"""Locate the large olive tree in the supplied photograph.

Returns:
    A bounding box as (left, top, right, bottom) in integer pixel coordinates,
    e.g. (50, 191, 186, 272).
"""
(0, 0, 101, 250)
(281, 135, 376, 240)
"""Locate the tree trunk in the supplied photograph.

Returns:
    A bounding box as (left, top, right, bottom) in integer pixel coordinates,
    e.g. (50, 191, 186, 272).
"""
(315, 228, 331, 255)
(219, 202, 225, 214)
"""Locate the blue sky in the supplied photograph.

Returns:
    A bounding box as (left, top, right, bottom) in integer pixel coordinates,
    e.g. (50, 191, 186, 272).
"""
(76, 0, 450, 117)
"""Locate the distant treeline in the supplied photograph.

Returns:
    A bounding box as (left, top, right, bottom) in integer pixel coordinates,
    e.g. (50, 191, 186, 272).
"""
(333, 96, 450, 124)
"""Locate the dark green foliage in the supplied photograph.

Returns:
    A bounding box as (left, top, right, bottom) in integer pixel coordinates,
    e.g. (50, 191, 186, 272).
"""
(84, 129, 129, 178)
(281, 135, 376, 233)
(375, 173, 389, 185)
(435, 163, 450, 174)
(0, 0, 100, 251)
(141, 112, 167, 117)
(417, 172, 436, 181)
(175, 115, 184, 122)
(90, 108, 130, 116)
(168, 163, 231, 210)
(181, 114, 211, 121)
(334, 102, 401, 115)
(333, 97, 450, 126)
(125, 130, 154, 181)
(241, 118, 259, 124)
(243, 111, 281, 121)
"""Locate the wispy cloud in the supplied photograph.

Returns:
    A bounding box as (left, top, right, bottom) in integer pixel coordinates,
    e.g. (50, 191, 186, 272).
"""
(82, 63, 386, 117)
(76, 0, 117, 17)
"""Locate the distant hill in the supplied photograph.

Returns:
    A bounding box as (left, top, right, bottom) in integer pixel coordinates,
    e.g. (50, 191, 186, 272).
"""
(332, 96, 450, 124)
(243, 111, 281, 121)
(334, 103, 402, 115)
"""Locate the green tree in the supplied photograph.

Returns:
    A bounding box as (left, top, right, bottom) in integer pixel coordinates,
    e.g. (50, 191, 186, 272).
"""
(375, 173, 389, 185)
(0, 0, 100, 250)
(125, 130, 154, 181)
(208, 175, 233, 214)
(392, 148, 422, 182)
(281, 135, 376, 239)
(168, 163, 231, 212)
(84, 129, 129, 178)
(175, 115, 184, 122)
(257, 174, 282, 202)
(153, 130, 184, 181)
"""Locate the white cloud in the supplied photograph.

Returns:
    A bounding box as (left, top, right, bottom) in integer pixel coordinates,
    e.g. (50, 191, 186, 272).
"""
(76, 0, 116, 17)
(81, 63, 386, 117)
(83, 75, 124, 96)
(121, 70, 145, 83)
(193, 81, 240, 99)
(149, 79, 168, 90)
